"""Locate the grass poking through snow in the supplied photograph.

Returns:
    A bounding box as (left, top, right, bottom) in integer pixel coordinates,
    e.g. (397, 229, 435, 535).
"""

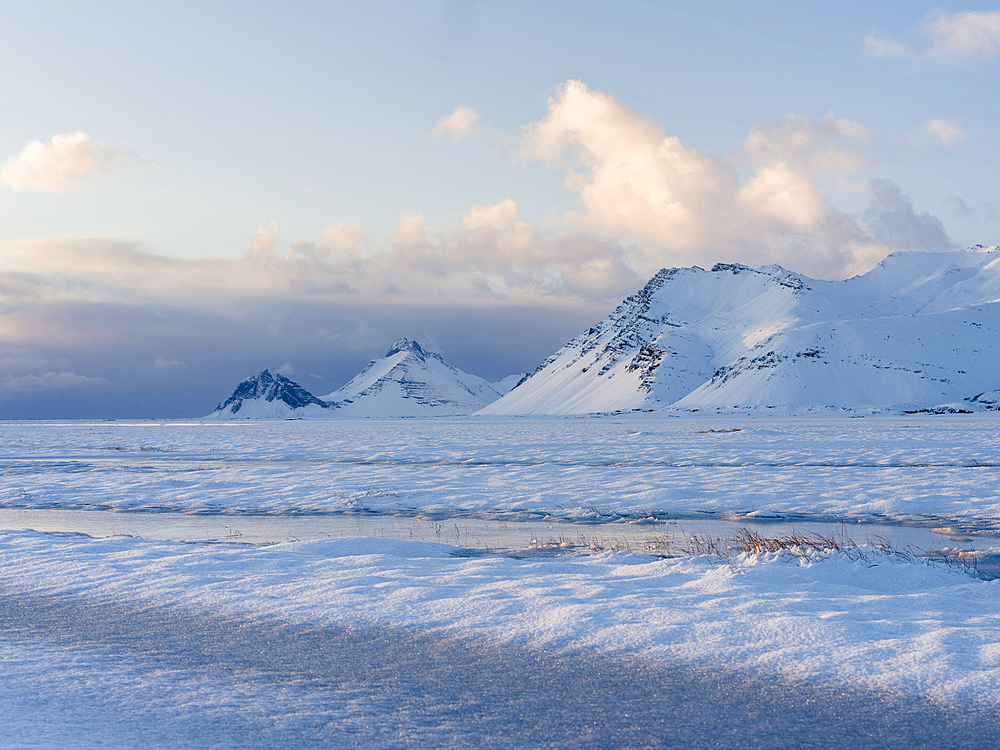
(525, 526, 988, 577)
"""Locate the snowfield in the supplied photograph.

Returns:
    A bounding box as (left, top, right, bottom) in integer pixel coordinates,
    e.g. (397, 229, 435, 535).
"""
(3, 416, 1000, 745)
(4, 416, 1000, 528)
(3, 530, 1000, 705)
(1, 531, 999, 746)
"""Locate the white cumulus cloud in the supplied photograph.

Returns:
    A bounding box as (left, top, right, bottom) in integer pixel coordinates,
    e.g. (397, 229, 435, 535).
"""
(0, 131, 131, 192)
(864, 30, 913, 59)
(923, 10, 1000, 62)
(247, 219, 279, 263)
(921, 118, 965, 146)
(866, 10, 1000, 64)
(519, 80, 899, 277)
(430, 105, 480, 141)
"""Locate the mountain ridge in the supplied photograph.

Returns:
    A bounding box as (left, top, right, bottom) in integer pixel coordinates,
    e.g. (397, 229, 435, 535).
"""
(208, 339, 504, 418)
(481, 246, 1000, 416)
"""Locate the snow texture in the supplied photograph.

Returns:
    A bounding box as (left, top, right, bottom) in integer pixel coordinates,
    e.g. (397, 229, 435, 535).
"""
(4, 417, 1000, 744)
(1, 532, 999, 725)
(482, 246, 1000, 415)
(6, 416, 1000, 530)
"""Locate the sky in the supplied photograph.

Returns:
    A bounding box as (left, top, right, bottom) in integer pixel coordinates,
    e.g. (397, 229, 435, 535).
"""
(1, 1, 999, 418)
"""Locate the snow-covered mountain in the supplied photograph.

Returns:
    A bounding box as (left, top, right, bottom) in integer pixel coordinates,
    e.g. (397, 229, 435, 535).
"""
(208, 369, 331, 419)
(321, 339, 502, 416)
(481, 246, 1000, 416)
(492, 373, 525, 396)
(209, 339, 504, 419)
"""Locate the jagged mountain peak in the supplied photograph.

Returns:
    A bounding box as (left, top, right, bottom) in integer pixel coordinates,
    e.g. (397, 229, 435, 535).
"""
(209, 369, 329, 418)
(385, 338, 433, 359)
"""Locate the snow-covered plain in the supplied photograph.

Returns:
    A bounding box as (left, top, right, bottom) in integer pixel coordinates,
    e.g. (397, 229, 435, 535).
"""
(4, 416, 1000, 527)
(3, 416, 1000, 745)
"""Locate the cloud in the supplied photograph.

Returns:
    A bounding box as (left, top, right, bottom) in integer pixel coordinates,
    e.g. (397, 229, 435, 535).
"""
(320, 222, 366, 250)
(521, 80, 737, 253)
(463, 198, 519, 231)
(861, 179, 950, 253)
(0, 196, 637, 349)
(389, 212, 426, 245)
(923, 10, 1000, 62)
(153, 358, 185, 369)
(430, 105, 480, 141)
(0, 371, 111, 394)
(0, 131, 131, 192)
(0, 82, 950, 346)
(248, 219, 279, 262)
(866, 11, 1000, 64)
(945, 195, 998, 221)
(519, 80, 920, 278)
(740, 112, 874, 179)
(312, 319, 383, 351)
(276, 362, 295, 376)
(921, 118, 965, 146)
(864, 30, 913, 59)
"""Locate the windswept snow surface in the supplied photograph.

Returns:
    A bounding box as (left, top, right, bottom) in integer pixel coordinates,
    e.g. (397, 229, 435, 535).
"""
(4, 416, 1000, 528)
(1, 531, 999, 746)
(4, 417, 1000, 744)
(481, 246, 1000, 415)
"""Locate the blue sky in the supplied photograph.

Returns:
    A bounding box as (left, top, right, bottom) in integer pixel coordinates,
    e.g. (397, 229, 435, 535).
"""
(1, 1, 998, 416)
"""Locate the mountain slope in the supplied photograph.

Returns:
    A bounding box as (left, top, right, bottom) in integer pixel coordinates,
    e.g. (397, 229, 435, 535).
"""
(321, 339, 502, 416)
(208, 370, 330, 418)
(481, 246, 1000, 415)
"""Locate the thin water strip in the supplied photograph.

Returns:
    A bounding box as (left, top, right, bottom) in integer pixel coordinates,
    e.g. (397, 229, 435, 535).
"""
(2, 507, 997, 560)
